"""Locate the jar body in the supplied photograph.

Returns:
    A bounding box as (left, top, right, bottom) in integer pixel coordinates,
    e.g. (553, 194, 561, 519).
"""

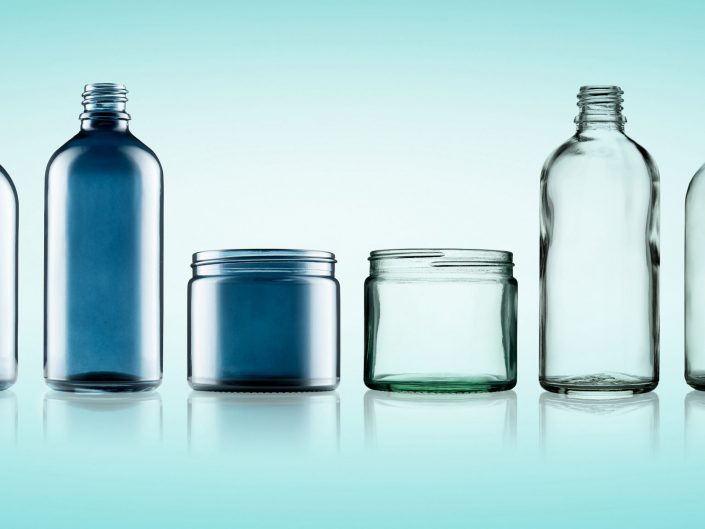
(685, 163, 705, 389)
(0, 165, 17, 390)
(44, 129, 163, 392)
(188, 251, 340, 391)
(540, 129, 659, 394)
(364, 250, 517, 393)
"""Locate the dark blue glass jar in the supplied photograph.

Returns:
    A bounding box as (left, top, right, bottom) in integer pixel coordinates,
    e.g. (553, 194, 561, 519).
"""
(188, 250, 340, 391)
(44, 83, 163, 392)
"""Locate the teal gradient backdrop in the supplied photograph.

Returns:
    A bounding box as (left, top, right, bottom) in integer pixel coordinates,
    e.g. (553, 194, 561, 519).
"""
(0, 0, 704, 527)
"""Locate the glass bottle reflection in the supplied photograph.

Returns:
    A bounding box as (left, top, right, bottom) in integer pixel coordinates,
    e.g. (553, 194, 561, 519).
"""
(43, 392, 162, 447)
(540, 85, 659, 395)
(187, 392, 340, 456)
(364, 390, 516, 454)
(0, 392, 17, 445)
(0, 164, 17, 390)
(44, 83, 163, 392)
(539, 392, 659, 457)
(684, 392, 705, 454)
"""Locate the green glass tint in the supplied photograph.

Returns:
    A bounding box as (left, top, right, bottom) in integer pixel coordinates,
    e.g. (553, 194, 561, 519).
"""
(364, 249, 517, 393)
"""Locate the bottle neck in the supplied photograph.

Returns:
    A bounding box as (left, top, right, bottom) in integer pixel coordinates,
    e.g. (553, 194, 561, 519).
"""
(575, 85, 626, 133)
(79, 83, 130, 132)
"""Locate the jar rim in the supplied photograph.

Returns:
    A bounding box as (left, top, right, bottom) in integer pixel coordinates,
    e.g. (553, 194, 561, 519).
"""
(192, 248, 336, 266)
(369, 248, 513, 265)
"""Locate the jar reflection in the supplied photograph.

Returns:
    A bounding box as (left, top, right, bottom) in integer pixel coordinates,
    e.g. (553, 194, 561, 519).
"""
(539, 392, 659, 457)
(364, 390, 516, 454)
(43, 392, 162, 447)
(187, 392, 340, 455)
(684, 392, 705, 455)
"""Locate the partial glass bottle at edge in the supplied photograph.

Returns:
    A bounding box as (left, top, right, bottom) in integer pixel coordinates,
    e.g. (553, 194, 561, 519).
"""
(540, 86, 659, 395)
(44, 83, 163, 392)
(0, 163, 17, 390)
(685, 159, 705, 390)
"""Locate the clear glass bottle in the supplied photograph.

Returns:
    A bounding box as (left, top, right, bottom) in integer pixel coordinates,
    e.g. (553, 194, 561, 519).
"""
(685, 163, 705, 389)
(44, 83, 163, 392)
(540, 86, 659, 394)
(0, 163, 17, 390)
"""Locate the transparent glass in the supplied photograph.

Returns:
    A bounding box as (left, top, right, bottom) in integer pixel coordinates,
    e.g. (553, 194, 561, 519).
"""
(540, 86, 659, 395)
(44, 83, 163, 392)
(364, 249, 517, 393)
(0, 164, 17, 390)
(188, 249, 340, 391)
(685, 163, 705, 389)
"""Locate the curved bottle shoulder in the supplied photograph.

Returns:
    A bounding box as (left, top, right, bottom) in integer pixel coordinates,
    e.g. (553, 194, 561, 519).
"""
(0, 164, 18, 206)
(686, 162, 705, 201)
(541, 130, 659, 183)
(46, 129, 162, 180)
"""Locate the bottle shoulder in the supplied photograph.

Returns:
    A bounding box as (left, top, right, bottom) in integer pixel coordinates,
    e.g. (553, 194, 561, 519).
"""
(47, 130, 162, 177)
(686, 162, 705, 199)
(0, 164, 18, 204)
(541, 130, 658, 182)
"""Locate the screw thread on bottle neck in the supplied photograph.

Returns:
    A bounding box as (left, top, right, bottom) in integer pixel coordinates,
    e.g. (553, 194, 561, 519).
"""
(575, 85, 625, 131)
(79, 83, 130, 123)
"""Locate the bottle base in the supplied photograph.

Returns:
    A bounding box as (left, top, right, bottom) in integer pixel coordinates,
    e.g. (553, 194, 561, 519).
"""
(46, 373, 161, 393)
(540, 373, 657, 396)
(365, 374, 516, 393)
(188, 376, 339, 392)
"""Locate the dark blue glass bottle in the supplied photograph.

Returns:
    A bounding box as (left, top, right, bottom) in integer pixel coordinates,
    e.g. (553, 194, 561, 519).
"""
(44, 83, 163, 392)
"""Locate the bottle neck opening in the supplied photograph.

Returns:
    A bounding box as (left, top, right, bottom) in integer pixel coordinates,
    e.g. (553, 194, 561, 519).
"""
(79, 83, 130, 130)
(575, 85, 625, 132)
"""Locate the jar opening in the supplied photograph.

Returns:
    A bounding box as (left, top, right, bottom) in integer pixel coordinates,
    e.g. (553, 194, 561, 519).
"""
(192, 249, 336, 276)
(369, 248, 513, 266)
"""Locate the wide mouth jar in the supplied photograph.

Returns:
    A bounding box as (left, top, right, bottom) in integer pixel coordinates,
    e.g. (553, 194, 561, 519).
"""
(364, 248, 517, 393)
(192, 249, 336, 277)
(188, 248, 340, 392)
(369, 248, 514, 278)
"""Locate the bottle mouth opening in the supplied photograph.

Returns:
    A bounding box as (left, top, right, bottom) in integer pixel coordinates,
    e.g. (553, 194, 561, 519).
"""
(369, 248, 513, 267)
(192, 249, 336, 266)
(575, 85, 625, 125)
(80, 82, 130, 121)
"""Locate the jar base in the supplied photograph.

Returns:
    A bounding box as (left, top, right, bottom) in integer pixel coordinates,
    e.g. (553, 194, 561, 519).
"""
(686, 374, 705, 391)
(540, 374, 657, 396)
(365, 375, 515, 393)
(46, 374, 161, 393)
(188, 377, 340, 392)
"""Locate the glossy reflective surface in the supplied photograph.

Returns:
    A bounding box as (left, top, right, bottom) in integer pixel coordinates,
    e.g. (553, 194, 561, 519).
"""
(0, 383, 701, 528)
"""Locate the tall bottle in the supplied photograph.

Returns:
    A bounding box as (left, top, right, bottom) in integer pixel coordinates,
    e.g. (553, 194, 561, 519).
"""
(0, 164, 17, 390)
(540, 86, 659, 394)
(685, 164, 705, 389)
(44, 83, 163, 392)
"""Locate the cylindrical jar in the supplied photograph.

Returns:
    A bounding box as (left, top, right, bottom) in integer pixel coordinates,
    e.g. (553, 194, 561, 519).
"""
(364, 249, 517, 393)
(188, 249, 340, 391)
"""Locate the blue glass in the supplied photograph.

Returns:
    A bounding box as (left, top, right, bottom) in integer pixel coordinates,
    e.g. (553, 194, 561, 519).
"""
(188, 249, 340, 391)
(44, 83, 163, 392)
(0, 164, 17, 390)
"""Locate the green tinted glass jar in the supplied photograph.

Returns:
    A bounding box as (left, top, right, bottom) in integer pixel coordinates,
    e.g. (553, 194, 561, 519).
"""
(364, 249, 517, 393)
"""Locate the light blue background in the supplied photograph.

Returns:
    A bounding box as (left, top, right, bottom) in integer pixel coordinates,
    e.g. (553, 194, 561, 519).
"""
(0, 0, 703, 527)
